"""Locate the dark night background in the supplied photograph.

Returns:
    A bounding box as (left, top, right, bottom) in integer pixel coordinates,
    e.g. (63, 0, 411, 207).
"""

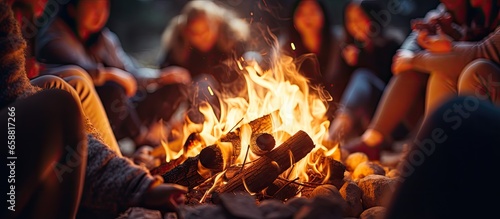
(105, 0, 440, 66)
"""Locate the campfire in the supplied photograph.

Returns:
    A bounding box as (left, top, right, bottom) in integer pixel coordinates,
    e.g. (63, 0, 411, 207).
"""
(148, 44, 400, 219)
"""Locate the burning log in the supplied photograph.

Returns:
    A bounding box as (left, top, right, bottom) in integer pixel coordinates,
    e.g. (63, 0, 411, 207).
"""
(218, 131, 241, 165)
(160, 145, 229, 189)
(199, 144, 224, 171)
(214, 130, 315, 195)
(265, 178, 300, 201)
(307, 150, 346, 187)
(149, 132, 205, 176)
(149, 154, 186, 176)
(162, 155, 216, 189)
(250, 133, 275, 156)
(160, 144, 226, 189)
(245, 112, 274, 134)
(219, 113, 274, 163)
(160, 156, 207, 189)
(216, 160, 281, 195)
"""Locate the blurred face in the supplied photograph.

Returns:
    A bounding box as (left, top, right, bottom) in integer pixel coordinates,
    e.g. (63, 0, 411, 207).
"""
(293, 0, 325, 35)
(185, 15, 219, 52)
(345, 4, 371, 41)
(75, 0, 110, 34)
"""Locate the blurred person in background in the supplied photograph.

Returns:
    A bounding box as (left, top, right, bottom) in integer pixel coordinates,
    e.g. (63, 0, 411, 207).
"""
(280, 0, 345, 121)
(324, 0, 402, 148)
(158, 0, 251, 124)
(342, 0, 499, 160)
(36, 0, 192, 148)
(7, 0, 121, 154)
(394, 0, 500, 113)
(0, 3, 188, 218)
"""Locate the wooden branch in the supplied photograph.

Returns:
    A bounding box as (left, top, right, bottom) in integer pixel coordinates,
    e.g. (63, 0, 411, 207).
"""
(215, 130, 314, 194)
(250, 133, 275, 156)
(149, 132, 205, 176)
(199, 144, 224, 171)
(215, 160, 281, 194)
(219, 113, 274, 163)
(150, 154, 186, 176)
(161, 156, 207, 189)
(265, 178, 300, 201)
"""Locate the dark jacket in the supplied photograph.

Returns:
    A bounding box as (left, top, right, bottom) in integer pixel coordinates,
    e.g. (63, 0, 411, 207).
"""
(35, 18, 143, 83)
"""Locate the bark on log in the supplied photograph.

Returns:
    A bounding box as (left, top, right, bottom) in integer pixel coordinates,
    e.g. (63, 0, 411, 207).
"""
(150, 154, 186, 176)
(149, 132, 205, 176)
(199, 144, 224, 171)
(265, 178, 300, 201)
(250, 133, 275, 156)
(215, 130, 315, 194)
(216, 160, 281, 195)
(219, 113, 274, 163)
(151, 132, 204, 158)
(161, 156, 207, 189)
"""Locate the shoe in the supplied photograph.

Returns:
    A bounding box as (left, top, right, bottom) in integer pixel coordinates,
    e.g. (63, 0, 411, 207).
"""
(341, 137, 381, 161)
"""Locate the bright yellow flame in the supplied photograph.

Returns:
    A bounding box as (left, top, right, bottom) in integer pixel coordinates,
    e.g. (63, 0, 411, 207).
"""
(237, 61, 244, 70)
(291, 42, 296, 51)
(207, 86, 214, 96)
(164, 40, 336, 198)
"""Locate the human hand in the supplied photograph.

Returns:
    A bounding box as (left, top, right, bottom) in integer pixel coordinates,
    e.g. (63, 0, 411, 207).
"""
(392, 50, 414, 75)
(158, 66, 191, 85)
(103, 67, 137, 97)
(417, 28, 453, 53)
(342, 45, 359, 66)
(139, 183, 188, 213)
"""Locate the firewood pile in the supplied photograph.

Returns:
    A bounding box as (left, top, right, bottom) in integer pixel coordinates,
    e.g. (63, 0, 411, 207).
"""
(141, 114, 402, 219)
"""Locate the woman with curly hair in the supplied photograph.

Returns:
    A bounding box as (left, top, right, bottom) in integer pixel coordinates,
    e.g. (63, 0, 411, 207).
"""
(158, 0, 251, 123)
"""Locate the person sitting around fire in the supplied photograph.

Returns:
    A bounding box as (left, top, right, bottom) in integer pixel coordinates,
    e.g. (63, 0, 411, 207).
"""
(279, 0, 346, 127)
(339, 0, 500, 161)
(158, 0, 251, 124)
(35, 0, 192, 149)
(0, 2, 188, 218)
(393, 0, 500, 107)
(7, 0, 121, 155)
(324, 0, 402, 148)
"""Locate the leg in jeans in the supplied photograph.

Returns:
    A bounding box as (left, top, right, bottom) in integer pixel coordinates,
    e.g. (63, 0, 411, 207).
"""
(459, 59, 500, 105)
(328, 68, 385, 144)
(0, 89, 87, 219)
(31, 74, 121, 156)
(386, 96, 500, 219)
(39, 66, 121, 155)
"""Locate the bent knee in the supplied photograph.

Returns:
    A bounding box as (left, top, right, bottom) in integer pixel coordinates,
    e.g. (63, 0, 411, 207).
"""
(351, 68, 375, 80)
(461, 59, 499, 78)
(459, 59, 500, 88)
(53, 65, 93, 83)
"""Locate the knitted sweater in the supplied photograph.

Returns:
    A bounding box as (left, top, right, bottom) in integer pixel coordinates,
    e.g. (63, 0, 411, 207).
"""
(0, 2, 161, 218)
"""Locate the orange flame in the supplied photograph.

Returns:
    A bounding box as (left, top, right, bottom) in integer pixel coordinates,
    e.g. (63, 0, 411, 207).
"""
(164, 38, 340, 195)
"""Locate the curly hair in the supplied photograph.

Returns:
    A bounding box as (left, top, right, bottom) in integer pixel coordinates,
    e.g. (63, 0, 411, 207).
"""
(160, 0, 250, 65)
